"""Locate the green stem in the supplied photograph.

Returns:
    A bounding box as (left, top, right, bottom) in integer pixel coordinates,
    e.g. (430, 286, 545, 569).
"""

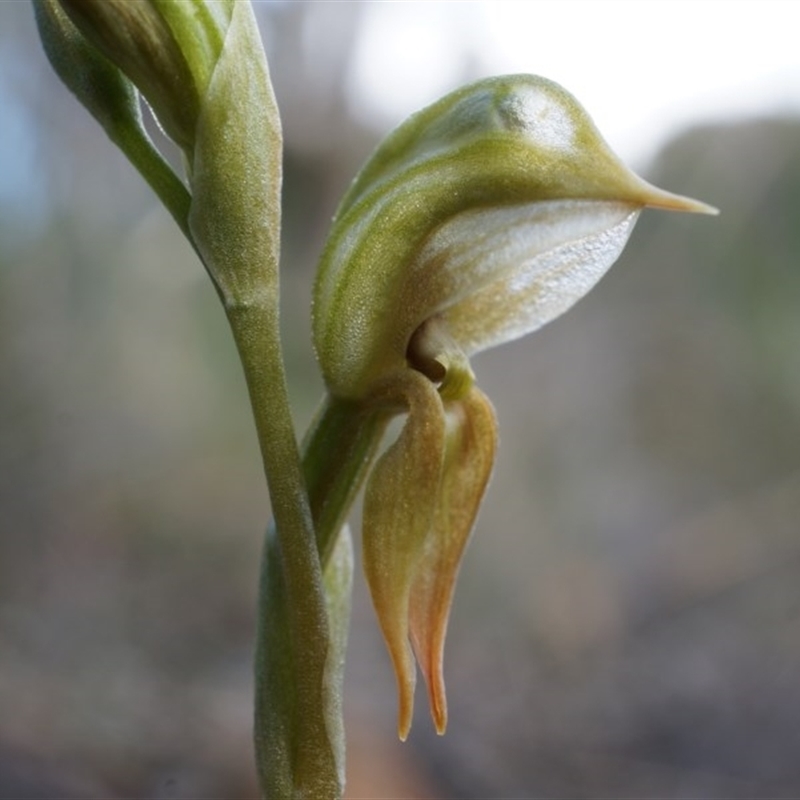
(301, 394, 389, 568)
(227, 302, 323, 636)
(114, 123, 193, 241)
(226, 301, 336, 799)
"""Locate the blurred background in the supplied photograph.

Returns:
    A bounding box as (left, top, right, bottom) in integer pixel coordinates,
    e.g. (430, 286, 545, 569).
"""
(2, 1, 800, 797)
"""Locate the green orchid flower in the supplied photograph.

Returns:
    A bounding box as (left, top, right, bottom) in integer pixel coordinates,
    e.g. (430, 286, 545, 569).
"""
(313, 74, 717, 739)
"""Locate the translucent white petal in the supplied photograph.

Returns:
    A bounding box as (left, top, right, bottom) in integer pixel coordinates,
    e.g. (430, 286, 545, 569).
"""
(412, 199, 640, 354)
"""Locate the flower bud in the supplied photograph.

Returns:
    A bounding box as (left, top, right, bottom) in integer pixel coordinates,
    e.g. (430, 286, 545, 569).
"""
(37, 0, 283, 304)
(55, 0, 232, 154)
(34, 0, 194, 235)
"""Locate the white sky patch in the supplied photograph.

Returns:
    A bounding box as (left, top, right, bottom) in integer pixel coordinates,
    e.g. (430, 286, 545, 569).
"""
(347, 0, 800, 167)
(347, 3, 485, 128)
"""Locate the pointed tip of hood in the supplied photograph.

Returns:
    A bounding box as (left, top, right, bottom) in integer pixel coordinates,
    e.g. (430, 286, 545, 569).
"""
(634, 178, 719, 215)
